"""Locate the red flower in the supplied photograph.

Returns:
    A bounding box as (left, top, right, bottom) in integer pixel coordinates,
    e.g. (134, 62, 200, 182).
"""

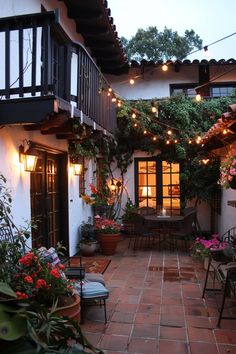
(89, 183, 97, 194)
(24, 275, 33, 284)
(35, 279, 48, 289)
(15, 291, 29, 299)
(50, 268, 61, 278)
(19, 252, 38, 266)
(58, 264, 65, 270)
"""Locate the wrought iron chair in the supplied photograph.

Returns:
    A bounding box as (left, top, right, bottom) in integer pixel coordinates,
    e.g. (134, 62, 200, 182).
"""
(202, 227, 236, 326)
(170, 210, 197, 252)
(65, 266, 109, 324)
(128, 212, 160, 250)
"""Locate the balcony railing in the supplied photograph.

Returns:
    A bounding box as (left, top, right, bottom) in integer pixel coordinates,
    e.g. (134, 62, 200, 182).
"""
(0, 10, 116, 133)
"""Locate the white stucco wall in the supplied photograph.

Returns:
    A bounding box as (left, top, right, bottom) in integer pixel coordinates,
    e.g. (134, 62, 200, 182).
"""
(0, 125, 95, 255)
(107, 63, 236, 100)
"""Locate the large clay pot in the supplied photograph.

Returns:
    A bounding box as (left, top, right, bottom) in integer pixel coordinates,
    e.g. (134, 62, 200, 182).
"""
(52, 294, 81, 322)
(98, 233, 120, 255)
(80, 241, 98, 256)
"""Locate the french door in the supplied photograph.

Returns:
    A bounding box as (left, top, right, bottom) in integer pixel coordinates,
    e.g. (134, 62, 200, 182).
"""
(30, 150, 68, 249)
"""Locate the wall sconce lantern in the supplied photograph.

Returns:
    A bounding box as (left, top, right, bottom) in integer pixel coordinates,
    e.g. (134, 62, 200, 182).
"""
(19, 142, 38, 172)
(73, 163, 83, 176)
(71, 157, 83, 176)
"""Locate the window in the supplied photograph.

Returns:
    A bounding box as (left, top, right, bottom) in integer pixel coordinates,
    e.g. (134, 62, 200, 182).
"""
(211, 85, 235, 97)
(170, 84, 197, 98)
(135, 158, 180, 215)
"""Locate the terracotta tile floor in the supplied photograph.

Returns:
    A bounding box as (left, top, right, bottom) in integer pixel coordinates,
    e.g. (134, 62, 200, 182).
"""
(81, 238, 236, 354)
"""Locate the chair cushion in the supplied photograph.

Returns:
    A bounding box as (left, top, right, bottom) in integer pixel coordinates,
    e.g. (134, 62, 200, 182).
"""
(85, 273, 105, 285)
(75, 281, 109, 299)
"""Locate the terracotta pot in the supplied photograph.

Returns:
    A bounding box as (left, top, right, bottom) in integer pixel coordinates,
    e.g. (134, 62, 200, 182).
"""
(52, 294, 81, 322)
(98, 233, 120, 255)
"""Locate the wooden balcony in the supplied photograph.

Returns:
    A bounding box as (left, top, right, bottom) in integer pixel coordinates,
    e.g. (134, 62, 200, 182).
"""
(0, 10, 117, 134)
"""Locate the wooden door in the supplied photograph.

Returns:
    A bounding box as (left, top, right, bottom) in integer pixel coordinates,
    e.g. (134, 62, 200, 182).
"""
(30, 150, 68, 249)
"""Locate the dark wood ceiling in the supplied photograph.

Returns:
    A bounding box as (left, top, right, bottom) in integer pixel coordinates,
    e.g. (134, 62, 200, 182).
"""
(61, 0, 129, 75)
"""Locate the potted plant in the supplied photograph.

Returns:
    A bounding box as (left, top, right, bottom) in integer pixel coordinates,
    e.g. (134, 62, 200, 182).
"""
(121, 198, 138, 234)
(81, 183, 115, 217)
(220, 149, 236, 189)
(190, 233, 227, 269)
(94, 216, 121, 255)
(79, 217, 98, 257)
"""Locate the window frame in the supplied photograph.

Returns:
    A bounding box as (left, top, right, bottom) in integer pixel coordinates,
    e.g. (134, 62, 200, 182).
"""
(134, 157, 181, 214)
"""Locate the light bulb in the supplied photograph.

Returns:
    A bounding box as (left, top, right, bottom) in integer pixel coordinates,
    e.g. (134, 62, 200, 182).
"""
(129, 78, 135, 85)
(195, 94, 201, 102)
(162, 64, 168, 72)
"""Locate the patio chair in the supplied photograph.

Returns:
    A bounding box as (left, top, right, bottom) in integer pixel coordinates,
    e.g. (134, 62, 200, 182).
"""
(170, 210, 197, 252)
(202, 227, 236, 326)
(40, 247, 106, 286)
(128, 212, 160, 250)
(68, 266, 109, 324)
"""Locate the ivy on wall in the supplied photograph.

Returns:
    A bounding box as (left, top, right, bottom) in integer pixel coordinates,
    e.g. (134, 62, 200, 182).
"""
(68, 94, 235, 208)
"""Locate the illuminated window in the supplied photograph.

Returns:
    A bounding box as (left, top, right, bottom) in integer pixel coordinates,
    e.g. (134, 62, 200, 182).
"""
(135, 158, 180, 215)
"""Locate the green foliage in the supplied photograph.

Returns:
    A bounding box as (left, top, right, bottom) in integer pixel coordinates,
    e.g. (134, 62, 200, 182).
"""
(116, 95, 236, 205)
(121, 198, 138, 222)
(121, 26, 202, 61)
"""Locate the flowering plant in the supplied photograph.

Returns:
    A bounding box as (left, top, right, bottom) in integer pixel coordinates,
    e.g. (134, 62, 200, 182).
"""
(191, 233, 227, 260)
(8, 249, 74, 306)
(94, 216, 121, 234)
(81, 183, 114, 206)
(220, 149, 236, 188)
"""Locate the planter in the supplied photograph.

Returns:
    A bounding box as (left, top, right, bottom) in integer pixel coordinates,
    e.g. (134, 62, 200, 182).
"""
(52, 294, 81, 322)
(98, 233, 120, 255)
(80, 241, 98, 257)
(229, 176, 236, 189)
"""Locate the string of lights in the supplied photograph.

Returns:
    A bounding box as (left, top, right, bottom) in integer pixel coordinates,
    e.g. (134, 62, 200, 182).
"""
(104, 31, 236, 147)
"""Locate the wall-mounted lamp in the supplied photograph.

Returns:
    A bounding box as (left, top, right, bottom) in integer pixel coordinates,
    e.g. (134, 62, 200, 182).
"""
(71, 157, 83, 176)
(73, 163, 83, 176)
(19, 142, 38, 172)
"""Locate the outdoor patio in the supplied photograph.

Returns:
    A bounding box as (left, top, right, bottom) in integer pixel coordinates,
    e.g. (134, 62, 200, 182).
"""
(81, 237, 236, 354)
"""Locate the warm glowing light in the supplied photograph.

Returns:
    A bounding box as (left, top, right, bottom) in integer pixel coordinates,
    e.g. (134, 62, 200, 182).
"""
(167, 129, 172, 135)
(151, 106, 157, 113)
(111, 97, 117, 102)
(110, 180, 116, 191)
(129, 78, 135, 85)
(117, 101, 122, 107)
(108, 87, 112, 92)
(188, 140, 192, 144)
(73, 163, 83, 176)
(166, 140, 170, 144)
(223, 129, 228, 135)
(134, 123, 138, 127)
(142, 186, 152, 197)
(131, 113, 137, 119)
(174, 139, 178, 143)
(162, 64, 168, 72)
(19, 144, 38, 172)
(107, 92, 111, 96)
(195, 94, 201, 102)
(153, 136, 157, 141)
(202, 159, 210, 165)
(144, 130, 147, 135)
